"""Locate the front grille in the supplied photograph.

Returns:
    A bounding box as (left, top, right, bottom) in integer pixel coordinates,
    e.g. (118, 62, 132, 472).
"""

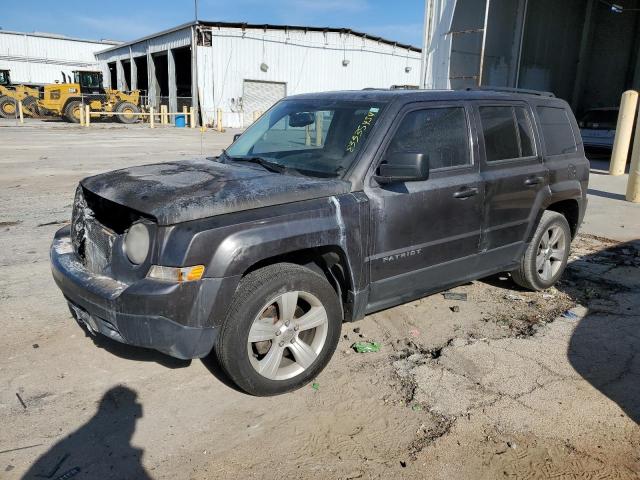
(71, 186, 116, 274)
(84, 218, 115, 273)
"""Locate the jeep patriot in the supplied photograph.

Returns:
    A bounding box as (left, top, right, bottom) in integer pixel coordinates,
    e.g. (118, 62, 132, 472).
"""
(51, 88, 589, 395)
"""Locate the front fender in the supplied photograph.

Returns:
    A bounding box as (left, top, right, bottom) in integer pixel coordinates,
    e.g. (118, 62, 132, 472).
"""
(159, 193, 369, 294)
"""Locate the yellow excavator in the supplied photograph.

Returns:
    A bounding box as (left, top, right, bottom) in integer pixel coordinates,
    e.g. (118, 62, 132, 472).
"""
(37, 70, 142, 123)
(0, 70, 41, 118)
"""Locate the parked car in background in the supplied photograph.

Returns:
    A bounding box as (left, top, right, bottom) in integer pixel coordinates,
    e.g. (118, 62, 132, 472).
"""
(579, 107, 618, 150)
(51, 88, 589, 396)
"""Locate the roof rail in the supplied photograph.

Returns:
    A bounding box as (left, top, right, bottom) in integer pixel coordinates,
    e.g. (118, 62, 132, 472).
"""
(464, 86, 556, 98)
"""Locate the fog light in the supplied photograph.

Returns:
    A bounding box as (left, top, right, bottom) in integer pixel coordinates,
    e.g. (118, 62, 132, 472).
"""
(147, 265, 205, 282)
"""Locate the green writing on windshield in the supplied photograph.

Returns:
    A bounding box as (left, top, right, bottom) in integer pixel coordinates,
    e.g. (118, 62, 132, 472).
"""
(345, 108, 379, 153)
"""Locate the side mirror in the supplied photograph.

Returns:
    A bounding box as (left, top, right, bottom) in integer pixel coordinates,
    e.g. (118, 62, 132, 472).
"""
(233, 133, 241, 142)
(289, 112, 315, 128)
(375, 153, 429, 184)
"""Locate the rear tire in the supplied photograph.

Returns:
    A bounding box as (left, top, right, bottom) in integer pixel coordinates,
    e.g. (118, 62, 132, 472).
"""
(0, 95, 17, 118)
(216, 263, 342, 396)
(64, 101, 83, 123)
(512, 211, 571, 291)
(115, 101, 141, 124)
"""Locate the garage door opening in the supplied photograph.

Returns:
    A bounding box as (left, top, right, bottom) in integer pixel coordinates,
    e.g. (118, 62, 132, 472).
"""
(107, 62, 117, 89)
(134, 56, 148, 100)
(121, 59, 132, 91)
(152, 52, 169, 107)
(173, 46, 192, 111)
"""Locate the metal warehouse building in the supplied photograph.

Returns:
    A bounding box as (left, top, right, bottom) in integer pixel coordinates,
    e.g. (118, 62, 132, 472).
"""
(421, 0, 640, 114)
(95, 21, 422, 128)
(0, 30, 119, 85)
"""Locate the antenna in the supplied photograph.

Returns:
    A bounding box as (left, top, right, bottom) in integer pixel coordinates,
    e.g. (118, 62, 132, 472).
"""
(195, 0, 199, 22)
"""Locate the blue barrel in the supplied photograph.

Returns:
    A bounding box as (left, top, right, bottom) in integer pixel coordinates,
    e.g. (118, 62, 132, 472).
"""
(175, 114, 186, 128)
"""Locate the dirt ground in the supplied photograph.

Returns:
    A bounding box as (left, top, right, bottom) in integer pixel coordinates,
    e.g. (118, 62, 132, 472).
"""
(0, 121, 639, 479)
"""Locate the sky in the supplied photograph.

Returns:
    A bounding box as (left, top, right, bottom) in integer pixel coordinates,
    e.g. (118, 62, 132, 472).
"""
(0, 0, 425, 47)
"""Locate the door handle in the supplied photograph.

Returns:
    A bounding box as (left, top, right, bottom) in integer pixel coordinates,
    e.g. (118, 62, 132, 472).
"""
(524, 176, 544, 186)
(453, 187, 479, 199)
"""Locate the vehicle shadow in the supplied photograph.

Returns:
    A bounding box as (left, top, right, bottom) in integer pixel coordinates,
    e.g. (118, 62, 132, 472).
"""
(563, 239, 640, 425)
(200, 353, 245, 393)
(76, 321, 191, 369)
(22, 386, 152, 479)
(481, 238, 639, 424)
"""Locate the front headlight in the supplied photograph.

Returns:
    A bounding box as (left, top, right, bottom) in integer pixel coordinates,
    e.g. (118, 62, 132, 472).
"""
(124, 222, 150, 264)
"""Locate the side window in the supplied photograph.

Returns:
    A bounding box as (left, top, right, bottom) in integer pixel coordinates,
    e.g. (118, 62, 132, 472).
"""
(386, 107, 470, 170)
(537, 106, 577, 156)
(479, 106, 536, 162)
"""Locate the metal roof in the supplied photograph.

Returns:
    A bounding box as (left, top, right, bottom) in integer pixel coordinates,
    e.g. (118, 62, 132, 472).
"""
(96, 21, 422, 54)
(0, 29, 121, 46)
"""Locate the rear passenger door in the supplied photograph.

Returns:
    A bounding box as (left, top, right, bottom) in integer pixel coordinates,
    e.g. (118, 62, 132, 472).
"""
(474, 102, 548, 267)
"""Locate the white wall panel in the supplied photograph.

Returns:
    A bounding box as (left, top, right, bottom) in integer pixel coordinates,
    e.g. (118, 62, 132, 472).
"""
(0, 31, 116, 84)
(199, 27, 421, 127)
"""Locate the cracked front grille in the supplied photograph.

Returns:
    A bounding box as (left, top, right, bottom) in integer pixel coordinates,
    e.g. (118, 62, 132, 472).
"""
(71, 186, 116, 274)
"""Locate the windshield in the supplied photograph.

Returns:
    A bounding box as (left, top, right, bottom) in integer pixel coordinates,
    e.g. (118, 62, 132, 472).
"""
(226, 98, 387, 178)
(0, 71, 8, 85)
(75, 72, 103, 88)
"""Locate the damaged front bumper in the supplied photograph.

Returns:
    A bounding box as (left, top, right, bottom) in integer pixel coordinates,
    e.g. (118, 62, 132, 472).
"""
(50, 225, 220, 359)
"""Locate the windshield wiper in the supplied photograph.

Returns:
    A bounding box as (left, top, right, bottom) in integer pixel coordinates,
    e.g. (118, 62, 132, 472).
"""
(228, 155, 287, 174)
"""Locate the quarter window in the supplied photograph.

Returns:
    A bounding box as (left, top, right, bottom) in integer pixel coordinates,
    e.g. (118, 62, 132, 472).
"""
(386, 107, 471, 170)
(537, 106, 577, 156)
(479, 106, 536, 162)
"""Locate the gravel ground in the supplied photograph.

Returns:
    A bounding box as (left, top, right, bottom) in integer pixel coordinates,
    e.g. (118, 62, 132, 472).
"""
(0, 121, 638, 479)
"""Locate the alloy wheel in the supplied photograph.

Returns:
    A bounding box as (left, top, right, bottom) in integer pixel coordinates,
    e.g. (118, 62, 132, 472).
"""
(536, 225, 566, 281)
(247, 290, 328, 381)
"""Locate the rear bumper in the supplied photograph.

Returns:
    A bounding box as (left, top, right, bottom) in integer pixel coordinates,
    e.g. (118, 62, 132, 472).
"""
(50, 226, 221, 359)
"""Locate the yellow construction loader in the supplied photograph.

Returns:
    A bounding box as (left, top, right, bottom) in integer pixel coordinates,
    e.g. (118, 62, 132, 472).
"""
(37, 70, 142, 123)
(0, 70, 41, 118)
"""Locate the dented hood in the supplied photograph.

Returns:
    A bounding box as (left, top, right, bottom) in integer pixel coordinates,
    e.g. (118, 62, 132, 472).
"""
(80, 158, 350, 225)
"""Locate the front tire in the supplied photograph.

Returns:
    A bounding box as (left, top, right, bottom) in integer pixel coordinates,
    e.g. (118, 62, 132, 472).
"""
(512, 210, 571, 291)
(216, 263, 342, 396)
(64, 101, 83, 123)
(115, 101, 141, 124)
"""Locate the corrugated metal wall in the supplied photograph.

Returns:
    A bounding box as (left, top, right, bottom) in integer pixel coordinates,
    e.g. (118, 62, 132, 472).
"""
(0, 31, 114, 84)
(199, 26, 421, 127)
(97, 24, 421, 128)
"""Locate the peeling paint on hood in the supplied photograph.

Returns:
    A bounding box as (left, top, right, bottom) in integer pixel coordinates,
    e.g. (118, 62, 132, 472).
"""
(80, 158, 351, 225)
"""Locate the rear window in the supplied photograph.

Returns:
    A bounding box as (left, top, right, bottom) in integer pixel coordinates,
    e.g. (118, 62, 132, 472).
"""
(537, 106, 577, 156)
(479, 106, 536, 162)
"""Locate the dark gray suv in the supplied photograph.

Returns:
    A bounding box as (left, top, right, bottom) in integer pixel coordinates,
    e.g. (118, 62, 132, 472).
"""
(51, 88, 588, 395)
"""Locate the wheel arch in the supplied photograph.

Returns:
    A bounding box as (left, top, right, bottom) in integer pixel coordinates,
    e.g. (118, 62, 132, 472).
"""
(545, 199, 580, 238)
(241, 245, 353, 321)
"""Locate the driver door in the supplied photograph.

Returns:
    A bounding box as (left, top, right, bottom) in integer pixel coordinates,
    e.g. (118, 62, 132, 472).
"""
(365, 102, 484, 312)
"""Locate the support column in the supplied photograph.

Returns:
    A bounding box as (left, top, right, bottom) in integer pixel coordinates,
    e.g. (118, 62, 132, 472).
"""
(511, 0, 528, 87)
(571, 0, 596, 112)
(191, 26, 200, 126)
(147, 49, 157, 108)
(168, 49, 178, 120)
(129, 47, 137, 90)
(116, 60, 126, 91)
